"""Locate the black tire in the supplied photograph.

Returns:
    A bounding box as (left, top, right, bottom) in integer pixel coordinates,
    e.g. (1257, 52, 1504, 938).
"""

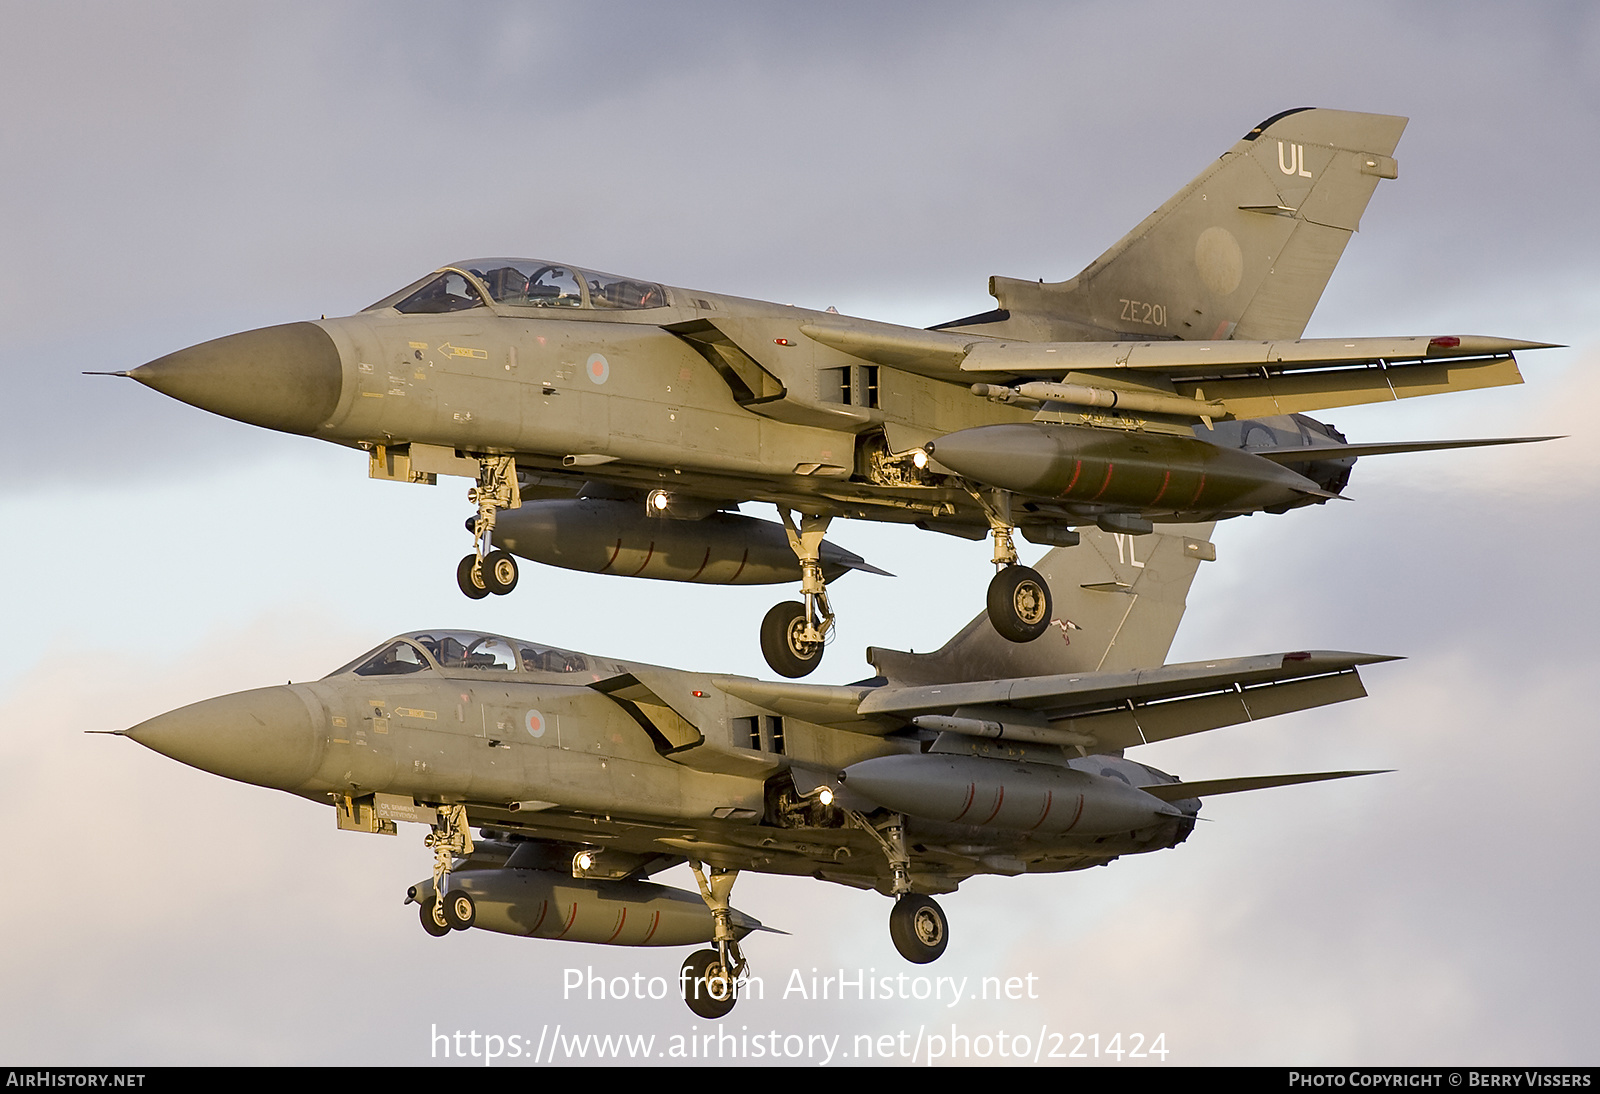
(457, 554, 490, 600)
(986, 565, 1052, 643)
(889, 895, 949, 964)
(483, 550, 519, 595)
(759, 602, 824, 679)
(419, 896, 452, 938)
(680, 949, 738, 1019)
(442, 888, 476, 931)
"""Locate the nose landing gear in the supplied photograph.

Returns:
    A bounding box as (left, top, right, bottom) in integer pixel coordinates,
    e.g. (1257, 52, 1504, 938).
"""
(455, 456, 522, 599)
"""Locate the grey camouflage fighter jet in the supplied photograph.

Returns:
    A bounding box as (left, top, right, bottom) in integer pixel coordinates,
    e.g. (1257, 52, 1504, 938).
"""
(116, 526, 1392, 1018)
(111, 107, 1553, 678)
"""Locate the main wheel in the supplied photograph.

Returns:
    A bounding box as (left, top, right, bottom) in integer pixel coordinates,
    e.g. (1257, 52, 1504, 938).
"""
(889, 895, 949, 964)
(441, 888, 476, 931)
(760, 602, 824, 679)
(483, 550, 519, 595)
(457, 554, 490, 600)
(680, 949, 738, 1019)
(986, 565, 1052, 642)
(419, 896, 451, 938)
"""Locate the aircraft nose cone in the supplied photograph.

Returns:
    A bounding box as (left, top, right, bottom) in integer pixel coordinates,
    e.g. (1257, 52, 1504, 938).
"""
(130, 322, 342, 435)
(126, 686, 324, 791)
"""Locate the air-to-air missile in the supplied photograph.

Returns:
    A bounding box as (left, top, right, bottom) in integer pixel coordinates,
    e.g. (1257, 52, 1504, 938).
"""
(107, 107, 1555, 677)
(113, 527, 1393, 1018)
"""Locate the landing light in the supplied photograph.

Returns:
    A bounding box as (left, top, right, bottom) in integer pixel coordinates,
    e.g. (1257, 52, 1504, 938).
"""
(649, 490, 671, 512)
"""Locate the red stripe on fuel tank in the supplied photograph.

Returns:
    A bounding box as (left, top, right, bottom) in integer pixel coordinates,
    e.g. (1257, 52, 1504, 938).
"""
(604, 907, 628, 944)
(1187, 473, 1207, 507)
(952, 782, 977, 822)
(1061, 794, 1086, 832)
(554, 902, 579, 938)
(1088, 463, 1115, 501)
(529, 899, 550, 934)
(730, 548, 749, 583)
(689, 547, 711, 581)
(641, 910, 661, 944)
(1030, 790, 1054, 831)
(980, 786, 1006, 826)
(1150, 470, 1171, 505)
(629, 542, 657, 577)
(599, 539, 622, 574)
(1059, 459, 1083, 496)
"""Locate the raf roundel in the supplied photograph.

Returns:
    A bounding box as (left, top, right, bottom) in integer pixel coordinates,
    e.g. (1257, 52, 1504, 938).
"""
(525, 709, 546, 738)
(585, 353, 610, 385)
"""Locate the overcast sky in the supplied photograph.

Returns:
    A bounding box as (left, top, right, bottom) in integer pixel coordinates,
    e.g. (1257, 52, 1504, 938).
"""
(2, 0, 1597, 1067)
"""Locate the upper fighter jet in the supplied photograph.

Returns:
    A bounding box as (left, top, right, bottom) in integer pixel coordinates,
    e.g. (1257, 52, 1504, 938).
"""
(113, 108, 1553, 677)
(114, 526, 1393, 1018)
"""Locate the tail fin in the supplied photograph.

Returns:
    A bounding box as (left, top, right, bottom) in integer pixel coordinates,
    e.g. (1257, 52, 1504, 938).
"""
(949, 108, 1407, 343)
(867, 523, 1215, 686)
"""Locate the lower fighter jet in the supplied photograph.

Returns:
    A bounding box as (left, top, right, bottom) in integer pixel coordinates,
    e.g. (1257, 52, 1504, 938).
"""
(114, 526, 1391, 1017)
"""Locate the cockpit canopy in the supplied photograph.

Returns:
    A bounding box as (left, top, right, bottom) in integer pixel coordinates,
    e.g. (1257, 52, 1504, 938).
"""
(367, 259, 667, 314)
(332, 631, 591, 678)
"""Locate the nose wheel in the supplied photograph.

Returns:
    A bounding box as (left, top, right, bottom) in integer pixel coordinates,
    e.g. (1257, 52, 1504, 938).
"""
(458, 550, 518, 598)
(440, 888, 476, 930)
(457, 555, 490, 599)
(418, 896, 452, 937)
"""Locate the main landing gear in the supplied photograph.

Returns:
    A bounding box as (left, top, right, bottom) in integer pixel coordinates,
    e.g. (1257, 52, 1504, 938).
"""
(681, 862, 747, 1019)
(976, 490, 1052, 643)
(759, 509, 834, 678)
(845, 809, 953, 964)
(455, 456, 522, 600)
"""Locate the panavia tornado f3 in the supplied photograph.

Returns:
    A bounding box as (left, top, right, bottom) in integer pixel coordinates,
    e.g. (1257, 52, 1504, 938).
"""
(112, 107, 1554, 678)
(114, 526, 1394, 1018)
